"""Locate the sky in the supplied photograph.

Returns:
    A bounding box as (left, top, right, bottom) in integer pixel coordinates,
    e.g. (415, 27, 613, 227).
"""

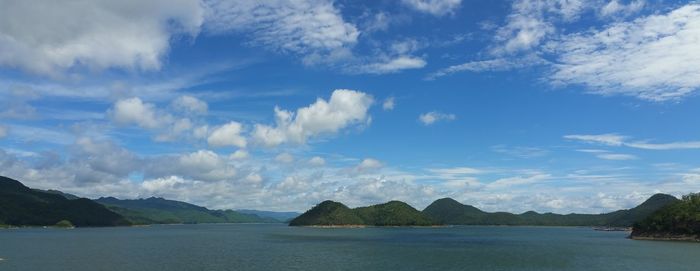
(1, 0, 700, 213)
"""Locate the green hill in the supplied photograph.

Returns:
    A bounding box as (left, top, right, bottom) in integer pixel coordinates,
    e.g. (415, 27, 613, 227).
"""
(95, 197, 278, 224)
(423, 194, 678, 227)
(0, 176, 130, 227)
(631, 193, 700, 241)
(289, 200, 438, 226)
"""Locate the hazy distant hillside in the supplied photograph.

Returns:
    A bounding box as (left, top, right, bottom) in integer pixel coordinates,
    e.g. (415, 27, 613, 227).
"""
(423, 194, 678, 227)
(289, 200, 437, 226)
(96, 197, 278, 224)
(237, 209, 300, 222)
(0, 176, 130, 227)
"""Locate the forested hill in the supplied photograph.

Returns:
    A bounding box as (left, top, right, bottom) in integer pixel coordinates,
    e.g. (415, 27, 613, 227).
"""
(0, 176, 130, 227)
(423, 194, 678, 227)
(631, 193, 700, 241)
(291, 194, 678, 227)
(289, 200, 437, 226)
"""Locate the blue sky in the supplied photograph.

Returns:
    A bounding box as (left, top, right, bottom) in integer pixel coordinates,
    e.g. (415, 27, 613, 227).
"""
(1, 0, 700, 213)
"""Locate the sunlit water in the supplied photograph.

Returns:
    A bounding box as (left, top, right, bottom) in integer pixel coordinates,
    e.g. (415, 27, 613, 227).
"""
(1, 224, 698, 270)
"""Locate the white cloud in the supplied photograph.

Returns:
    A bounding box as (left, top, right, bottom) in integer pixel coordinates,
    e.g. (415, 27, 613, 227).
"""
(308, 156, 326, 166)
(597, 153, 638, 160)
(357, 56, 427, 74)
(207, 121, 247, 148)
(382, 97, 395, 111)
(418, 111, 455, 125)
(110, 97, 167, 129)
(549, 4, 700, 101)
(205, 0, 358, 64)
(600, 0, 644, 18)
(172, 95, 208, 115)
(275, 153, 295, 164)
(0, 0, 204, 76)
(0, 125, 7, 138)
(626, 141, 700, 150)
(487, 173, 551, 189)
(429, 167, 483, 175)
(426, 55, 546, 79)
(229, 150, 249, 160)
(565, 133, 700, 150)
(252, 89, 373, 147)
(402, 0, 462, 16)
(492, 0, 578, 54)
(357, 158, 383, 171)
(564, 134, 626, 146)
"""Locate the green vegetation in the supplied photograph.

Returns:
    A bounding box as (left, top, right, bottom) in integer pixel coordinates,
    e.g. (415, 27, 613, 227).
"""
(55, 220, 75, 228)
(289, 201, 364, 226)
(0, 176, 131, 227)
(423, 194, 678, 227)
(289, 200, 438, 226)
(355, 201, 435, 226)
(632, 193, 700, 240)
(95, 197, 278, 224)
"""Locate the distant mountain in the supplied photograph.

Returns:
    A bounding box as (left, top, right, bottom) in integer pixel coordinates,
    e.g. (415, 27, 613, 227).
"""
(289, 200, 438, 226)
(237, 209, 300, 222)
(0, 176, 130, 227)
(631, 193, 700, 241)
(423, 194, 679, 227)
(95, 197, 278, 224)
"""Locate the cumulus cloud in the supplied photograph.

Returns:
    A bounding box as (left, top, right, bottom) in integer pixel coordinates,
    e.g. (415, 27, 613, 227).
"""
(205, 0, 358, 64)
(0, 0, 204, 76)
(207, 121, 247, 148)
(252, 89, 373, 147)
(172, 95, 208, 115)
(565, 133, 700, 150)
(402, 0, 462, 16)
(275, 153, 295, 164)
(308, 156, 326, 166)
(357, 158, 383, 171)
(549, 4, 700, 101)
(145, 150, 237, 182)
(229, 150, 249, 160)
(110, 97, 168, 129)
(418, 111, 455, 125)
(109, 96, 202, 142)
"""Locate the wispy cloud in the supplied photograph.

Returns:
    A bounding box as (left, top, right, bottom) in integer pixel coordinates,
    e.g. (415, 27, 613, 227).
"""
(565, 133, 700, 150)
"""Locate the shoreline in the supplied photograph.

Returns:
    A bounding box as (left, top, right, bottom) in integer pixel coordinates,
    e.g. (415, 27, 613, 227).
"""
(296, 224, 450, 228)
(630, 234, 700, 242)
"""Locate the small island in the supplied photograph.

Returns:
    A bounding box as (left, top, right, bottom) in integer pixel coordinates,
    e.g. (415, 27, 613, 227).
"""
(631, 193, 700, 242)
(289, 200, 438, 227)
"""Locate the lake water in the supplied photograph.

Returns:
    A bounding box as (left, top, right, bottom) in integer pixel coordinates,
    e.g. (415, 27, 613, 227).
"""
(1, 224, 698, 270)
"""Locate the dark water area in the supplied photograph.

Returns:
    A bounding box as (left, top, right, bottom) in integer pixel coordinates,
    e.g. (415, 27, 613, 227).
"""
(1, 224, 698, 270)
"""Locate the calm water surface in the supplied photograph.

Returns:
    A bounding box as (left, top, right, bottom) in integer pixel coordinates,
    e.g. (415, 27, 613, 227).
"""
(1, 224, 698, 270)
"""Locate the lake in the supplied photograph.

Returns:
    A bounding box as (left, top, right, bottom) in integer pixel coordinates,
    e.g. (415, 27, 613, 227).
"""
(1, 224, 698, 270)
